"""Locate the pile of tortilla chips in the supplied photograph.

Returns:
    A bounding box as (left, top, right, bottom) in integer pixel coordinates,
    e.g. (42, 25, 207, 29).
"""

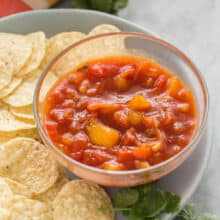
(0, 24, 119, 219)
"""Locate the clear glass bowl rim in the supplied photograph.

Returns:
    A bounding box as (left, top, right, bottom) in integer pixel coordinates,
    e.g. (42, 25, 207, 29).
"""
(33, 32, 209, 176)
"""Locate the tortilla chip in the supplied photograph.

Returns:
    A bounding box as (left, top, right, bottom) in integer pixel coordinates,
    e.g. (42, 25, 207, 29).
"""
(0, 128, 40, 145)
(10, 105, 34, 121)
(3, 178, 31, 198)
(18, 32, 46, 76)
(0, 178, 13, 209)
(88, 24, 120, 36)
(0, 77, 22, 99)
(39, 72, 58, 101)
(41, 32, 86, 67)
(0, 106, 36, 132)
(0, 54, 14, 90)
(0, 33, 32, 73)
(53, 180, 114, 220)
(9, 195, 52, 219)
(34, 169, 69, 205)
(3, 69, 41, 107)
(0, 138, 59, 195)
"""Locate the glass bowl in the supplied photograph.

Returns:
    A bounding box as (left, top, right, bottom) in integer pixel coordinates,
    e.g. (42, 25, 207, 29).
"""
(34, 32, 208, 187)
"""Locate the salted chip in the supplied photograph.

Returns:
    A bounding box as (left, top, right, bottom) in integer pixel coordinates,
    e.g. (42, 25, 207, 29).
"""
(0, 107, 36, 132)
(0, 128, 40, 145)
(0, 54, 14, 90)
(41, 32, 86, 67)
(53, 180, 114, 220)
(0, 33, 32, 73)
(0, 77, 22, 99)
(40, 72, 58, 101)
(0, 138, 59, 195)
(88, 24, 120, 36)
(0, 207, 10, 220)
(9, 195, 52, 220)
(3, 178, 31, 198)
(0, 178, 13, 208)
(18, 32, 46, 76)
(10, 105, 34, 121)
(3, 69, 41, 107)
(34, 169, 69, 205)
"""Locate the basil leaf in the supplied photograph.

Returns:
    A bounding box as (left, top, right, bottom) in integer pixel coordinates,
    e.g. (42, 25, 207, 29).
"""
(196, 214, 220, 220)
(90, 0, 113, 13)
(164, 191, 181, 213)
(113, 188, 139, 208)
(112, 0, 128, 10)
(71, 0, 90, 8)
(131, 190, 167, 218)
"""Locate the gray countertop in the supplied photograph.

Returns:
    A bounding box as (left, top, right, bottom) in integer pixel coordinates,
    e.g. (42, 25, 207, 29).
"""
(56, 0, 220, 214)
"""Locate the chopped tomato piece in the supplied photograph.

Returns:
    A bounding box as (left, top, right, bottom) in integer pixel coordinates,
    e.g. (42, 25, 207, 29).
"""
(87, 102, 122, 113)
(88, 63, 119, 77)
(45, 121, 59, 142)
(113, 109, 129, 128)
(122, 128, 137, 146)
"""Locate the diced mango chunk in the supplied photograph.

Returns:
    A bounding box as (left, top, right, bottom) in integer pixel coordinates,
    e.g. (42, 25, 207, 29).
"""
(102, 161, 124, 171)
(87, 102, 121, 114)
(128, 95, 151, 110)
(177, 103, 190, 112)
(114, 75, 129, 91)
(87, 119, 120, 147)
(167, 77, 183, 98)
(133, 144, 152, 160)
(135, 161, 150, 169)
(151, 142, 162, 152)
(128, 110, 142, 125)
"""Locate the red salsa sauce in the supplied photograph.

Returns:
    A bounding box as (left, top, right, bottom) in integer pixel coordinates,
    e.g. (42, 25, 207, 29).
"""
(45, 56, 197, 171)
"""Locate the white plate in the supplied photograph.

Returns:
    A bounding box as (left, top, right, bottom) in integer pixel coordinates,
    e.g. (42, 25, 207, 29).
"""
(0, 9, 212, 219)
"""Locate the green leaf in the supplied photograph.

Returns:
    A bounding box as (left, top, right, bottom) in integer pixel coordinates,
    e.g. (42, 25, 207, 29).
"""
(128, 211, 144, 220)
(71, 0, 90, 8)
(164, 192, 181, 213)
(175, 204, 196, 220)
(131, 190, 167, 218)
(113, 188, 139, 208)
(196, 214, 220, 220)
(90, 0, 113, 13)
(112, 0, 128, 10)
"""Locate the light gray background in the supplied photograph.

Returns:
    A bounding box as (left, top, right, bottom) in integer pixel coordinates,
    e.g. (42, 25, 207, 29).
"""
(55, 0, 220, 214)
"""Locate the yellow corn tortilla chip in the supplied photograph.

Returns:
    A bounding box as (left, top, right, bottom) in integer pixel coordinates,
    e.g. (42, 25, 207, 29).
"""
(3, 178, 31, 198)
(9, 195, 52, 220)
(0, 106, 36, 132)
(88, 24, 120, 36)
(0, 138, 59, 195)
(0, 178, 13, 209)
(33, 169, 69, 206)
(0, 54, 14, 91)
(0, 128, 40, 145)
(39, 72, 58, 101)
(10, 105, 34, 121)
(3, 69, 41, 107)
(53, 180, 114, 220)
(0, 77, 22, 99)
(0, 33, 32, 73)
(0, 178, 52, 219)
(41, 32, 86, 67)
(18, 32, 46, 76)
